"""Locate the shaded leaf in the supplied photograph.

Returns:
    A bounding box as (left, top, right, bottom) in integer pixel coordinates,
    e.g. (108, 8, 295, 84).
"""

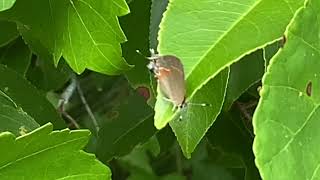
(187, 140, 240, 180)
(0, 37, 31, 75)
(253, 0, 320, 179)
(121, 0, 154, 101)
(0, 123, 111, 179)
(223, 49, 264, 110)
(192, 161, 237, 180)
(207, 109, 260, 180)
(0, 103, 39, 136)
(149, 0, 168, 49)
(96, 92, 156, 162)
(26, 58, 71, 91)
(0, 64, 65, 128)
(0, 0, 131, 75)
(0, 21, 18, 47)
(263, 40, 281, 72)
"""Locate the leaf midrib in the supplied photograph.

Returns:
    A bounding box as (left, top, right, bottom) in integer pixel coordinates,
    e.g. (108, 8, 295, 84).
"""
(113, 113, 153, 145)
(68, 0, 123, 71)
(185, 0, 264, 96)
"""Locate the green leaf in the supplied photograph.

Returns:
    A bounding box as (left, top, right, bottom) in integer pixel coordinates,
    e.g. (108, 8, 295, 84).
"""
(168, 69, 229, 158)
(96, 92, 156, 162)
(0, 103, 39, 136)
(253, 0, 320, 179)
(207, 109, 260, 180)
(156, 126, 175, 154)
(188, 140, 240, 180)
(149, 0, 168, 49)
(0, 0, 15, 11)
(223, 49, 264, 110)
(0, 37, 31, 75)
(0, 64, 65, 128)
(26, 58, 71, 91)
(155, 0, 304, 157)
(192, 161, 237, 180)
(0, 123, 111, 179)
(263, 40, 281, 72)
(0, 0, 131, 75)
(159, 0, 304, 97)
(0, 21, 18, 47)
(121, 0, 152, 91)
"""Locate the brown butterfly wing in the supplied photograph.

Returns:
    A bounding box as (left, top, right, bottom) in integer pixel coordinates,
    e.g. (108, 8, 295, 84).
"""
(156, 55, 185, 106)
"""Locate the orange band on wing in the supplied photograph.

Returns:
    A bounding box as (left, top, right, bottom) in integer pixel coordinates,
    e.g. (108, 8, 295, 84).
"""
(157, 67, 171, 79)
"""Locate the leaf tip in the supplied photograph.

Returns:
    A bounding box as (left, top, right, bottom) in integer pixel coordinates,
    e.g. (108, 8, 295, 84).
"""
(154, 120, 167, 130)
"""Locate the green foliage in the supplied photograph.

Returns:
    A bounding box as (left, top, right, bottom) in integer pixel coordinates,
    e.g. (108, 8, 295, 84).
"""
(96, 92, 156, 162)
(253, 0, 320, 179)
(154, 0, 304, 158)
(0, 0, 316, 179)
(0, 21, 18, 46)
(0, 0, 15, 11)
(0, 37, 31, 75)
(0, 123, 111, 179)
(0, 0, 131, 75)
(0, 103, 39, 136)
(0, 65, 64, 128)
(223, 49, 265, 111)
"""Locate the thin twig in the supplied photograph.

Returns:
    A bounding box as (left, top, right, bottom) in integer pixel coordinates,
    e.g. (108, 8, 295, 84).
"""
(57, 77, 79, 129)
(77, 80, 100, 133)
(236, 101, 254, 138)
(61, 111, 80, 129)
(244, 100, 258, 109)
(236, 102, 252, 121)
(58, 77, 77, 111)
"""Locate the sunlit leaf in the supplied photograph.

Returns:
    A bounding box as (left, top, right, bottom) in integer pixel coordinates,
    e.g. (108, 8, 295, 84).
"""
(0, 0, 15, 11)
(253, 0, 320, 179)
(156, 0, 304, 157)
(0, 0, 131, 75)
(0, 123, 111, 179)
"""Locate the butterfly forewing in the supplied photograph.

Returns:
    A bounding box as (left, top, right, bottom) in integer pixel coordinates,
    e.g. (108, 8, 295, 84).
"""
(156, 55, 186, 107)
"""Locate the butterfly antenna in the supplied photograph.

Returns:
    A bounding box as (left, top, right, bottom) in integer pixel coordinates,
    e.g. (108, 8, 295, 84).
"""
(188, 102, 212, 107)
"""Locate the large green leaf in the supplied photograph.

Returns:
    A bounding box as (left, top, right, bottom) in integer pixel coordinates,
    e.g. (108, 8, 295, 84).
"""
(0, 64, 65, 128)
(155, 0, 304, 157)
(0, 21, 18, 47)
(0, 123, 111, 179)
(121, 0, 152, 91)
(159, 0, 304, 96)
(0, 0, 131, 75)
(253, 0, 320, 179)
(0, 0, 15, 11)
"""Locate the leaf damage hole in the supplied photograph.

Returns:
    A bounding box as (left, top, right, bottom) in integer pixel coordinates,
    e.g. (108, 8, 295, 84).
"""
(136, 86, 150, 101)
(306, 81, 312, 96)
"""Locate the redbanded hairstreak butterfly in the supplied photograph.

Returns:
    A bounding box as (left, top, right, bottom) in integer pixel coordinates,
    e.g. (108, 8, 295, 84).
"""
(137, 49, 210, 120)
